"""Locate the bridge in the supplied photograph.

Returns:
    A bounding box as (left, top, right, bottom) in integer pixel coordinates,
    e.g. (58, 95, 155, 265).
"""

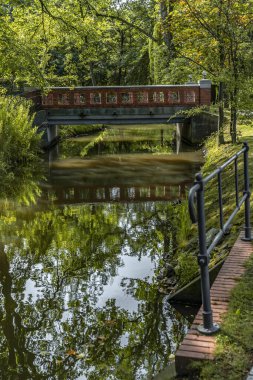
(26, 77, 218, 146)
(40, 183, 187, 205)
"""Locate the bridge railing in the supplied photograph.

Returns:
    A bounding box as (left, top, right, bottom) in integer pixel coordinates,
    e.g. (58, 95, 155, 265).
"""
(188, 142, 251, 335)
(41, 86, 202, 108)
(38, 83, 213, 108)
(23, 81, 214, 109)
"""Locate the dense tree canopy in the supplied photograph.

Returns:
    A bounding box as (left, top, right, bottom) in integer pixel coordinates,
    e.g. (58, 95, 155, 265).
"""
(0, 0, 253, 140)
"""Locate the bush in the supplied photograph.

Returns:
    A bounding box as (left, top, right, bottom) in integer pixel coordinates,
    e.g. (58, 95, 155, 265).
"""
(0, 95, 41, 176)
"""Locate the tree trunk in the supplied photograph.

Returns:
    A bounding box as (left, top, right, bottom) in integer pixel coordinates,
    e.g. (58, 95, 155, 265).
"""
(229, 41, 239, 144)
(218, 82, 225, 145)
(230, 87, 238, 144)
(159, 0, 175, 59)
(217, 0, 225, 144)
(118, 30, 125, 85)
(89, 62, 96, 86)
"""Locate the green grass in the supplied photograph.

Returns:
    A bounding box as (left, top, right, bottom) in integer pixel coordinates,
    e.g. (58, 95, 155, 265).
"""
(203, 124, 253, 248)
(176, 123, 253, 285)
(178, 123, 253, 379)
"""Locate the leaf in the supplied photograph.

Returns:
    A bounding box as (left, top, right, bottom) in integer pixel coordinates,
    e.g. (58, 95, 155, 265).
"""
(66, 349, 77, 356)
(76, 353, 85, 359)
(98, 336, 106, 341)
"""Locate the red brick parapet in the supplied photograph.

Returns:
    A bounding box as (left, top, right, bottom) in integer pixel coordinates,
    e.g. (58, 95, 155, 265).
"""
(24, 82, 213, 110)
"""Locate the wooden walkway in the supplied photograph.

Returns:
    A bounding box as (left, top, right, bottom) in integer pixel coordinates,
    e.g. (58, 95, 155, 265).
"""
(175, 232, 253, 375)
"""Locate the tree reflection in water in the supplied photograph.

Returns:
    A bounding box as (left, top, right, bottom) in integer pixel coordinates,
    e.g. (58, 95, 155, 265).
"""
(0, 127, 199, 379)
(0, 198, 190, 379)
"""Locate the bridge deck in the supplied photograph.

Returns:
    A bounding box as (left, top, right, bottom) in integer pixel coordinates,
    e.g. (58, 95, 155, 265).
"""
(175, 232, 253, 375)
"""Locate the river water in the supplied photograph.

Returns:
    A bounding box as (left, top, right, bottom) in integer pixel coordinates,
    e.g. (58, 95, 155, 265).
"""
(0, 125, 203, 379)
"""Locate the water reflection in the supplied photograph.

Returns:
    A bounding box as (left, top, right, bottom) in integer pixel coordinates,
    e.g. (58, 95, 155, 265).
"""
(0, 126, 202, 379)
(44, 126, 202, 205)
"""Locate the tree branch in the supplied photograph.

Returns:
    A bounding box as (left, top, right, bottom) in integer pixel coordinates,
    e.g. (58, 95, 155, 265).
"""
(82, 0, 158, 43)
(38, 0, 80, 33)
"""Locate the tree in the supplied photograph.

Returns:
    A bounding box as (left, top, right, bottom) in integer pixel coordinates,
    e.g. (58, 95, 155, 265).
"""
(170, 0, 253, 143)
(0, 95, 41, 178)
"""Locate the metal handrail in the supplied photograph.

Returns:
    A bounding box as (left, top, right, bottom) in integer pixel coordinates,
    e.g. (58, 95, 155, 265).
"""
(188, 142, 251, 335)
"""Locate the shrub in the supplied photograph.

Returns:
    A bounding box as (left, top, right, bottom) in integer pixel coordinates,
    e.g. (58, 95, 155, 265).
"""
(0, 95, 41, 176)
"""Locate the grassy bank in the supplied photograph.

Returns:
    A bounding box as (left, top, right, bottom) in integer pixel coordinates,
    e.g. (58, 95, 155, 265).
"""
(178, 123, 253, 379)
(202, 123, 253, 253)
(175, 123, 253, 287)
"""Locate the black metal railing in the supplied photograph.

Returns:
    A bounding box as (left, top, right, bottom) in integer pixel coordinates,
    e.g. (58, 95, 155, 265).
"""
(188, 142, 251, 335)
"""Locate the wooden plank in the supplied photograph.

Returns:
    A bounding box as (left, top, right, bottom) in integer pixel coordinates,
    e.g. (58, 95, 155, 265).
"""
(179, 344, 215, 354)
(176, 350, 214, 360)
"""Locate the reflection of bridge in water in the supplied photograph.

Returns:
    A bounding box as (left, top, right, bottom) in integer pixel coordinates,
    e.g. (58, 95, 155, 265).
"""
(41, 152, 202, 204)
(41, 183, 188, 204)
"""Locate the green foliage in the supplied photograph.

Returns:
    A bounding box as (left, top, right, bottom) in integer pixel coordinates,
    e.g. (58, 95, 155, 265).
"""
(173, 124, 253, 287)
(1, 0, 252, 135)
(0, 0, 154, 88)
(0, 197, 189, 379)
(174, 201, 192, 246)
(175, 252, 199, 286)
(0, 95, 41, 178)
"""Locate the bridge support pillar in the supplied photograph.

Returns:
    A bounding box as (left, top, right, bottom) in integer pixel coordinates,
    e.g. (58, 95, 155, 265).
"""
(176, 123, 183, 153)
(49, 144, 59, 164)
(47, 125, 59, 146)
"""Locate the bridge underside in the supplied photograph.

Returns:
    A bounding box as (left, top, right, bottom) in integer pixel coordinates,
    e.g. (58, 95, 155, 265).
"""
(35, 107, 218, 147)
(44, 106, 189, 125)
(46, 117, 185, 125)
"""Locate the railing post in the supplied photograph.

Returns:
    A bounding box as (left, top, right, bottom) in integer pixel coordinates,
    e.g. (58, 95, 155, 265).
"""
(242, 142, 252, 241)
(195, 173, 220, 335)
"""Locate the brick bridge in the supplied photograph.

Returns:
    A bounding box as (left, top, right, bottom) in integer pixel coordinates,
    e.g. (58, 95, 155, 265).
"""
(26, 78, 218, 145)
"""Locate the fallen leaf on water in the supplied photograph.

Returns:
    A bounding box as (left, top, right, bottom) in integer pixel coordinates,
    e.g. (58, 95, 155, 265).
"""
(98, 336, 106, 341)
(66, 349, 77, 356)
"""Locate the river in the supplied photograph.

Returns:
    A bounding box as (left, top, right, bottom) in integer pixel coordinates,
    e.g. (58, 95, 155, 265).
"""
(0, 124, 203, 379)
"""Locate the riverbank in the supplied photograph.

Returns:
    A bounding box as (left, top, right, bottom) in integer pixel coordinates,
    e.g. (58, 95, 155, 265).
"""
(172, 124, 253, 291)
(178, 122, 253, 379)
